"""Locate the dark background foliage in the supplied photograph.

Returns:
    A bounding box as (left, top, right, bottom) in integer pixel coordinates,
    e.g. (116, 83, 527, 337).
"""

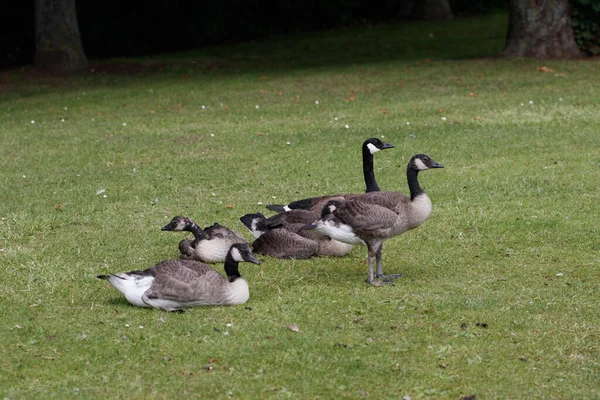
(2, 0, 597, 69)
(571, 0, 600, 54)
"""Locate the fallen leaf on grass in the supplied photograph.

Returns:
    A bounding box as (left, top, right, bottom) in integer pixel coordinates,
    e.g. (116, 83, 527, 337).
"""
(536, 66, 555, 73)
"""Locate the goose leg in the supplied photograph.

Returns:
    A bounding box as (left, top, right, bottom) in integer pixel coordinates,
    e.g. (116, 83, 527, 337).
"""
(375, 243, 402, 281)
(367, 243, 393, 286)
(375, 243, 384, 277)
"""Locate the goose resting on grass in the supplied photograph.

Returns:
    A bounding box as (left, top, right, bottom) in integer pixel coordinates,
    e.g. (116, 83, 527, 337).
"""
(97, 243, 260, 311)
(240, 210, 352, 259)
(161, 216, 247, 263)
(303, 154, 443, 286)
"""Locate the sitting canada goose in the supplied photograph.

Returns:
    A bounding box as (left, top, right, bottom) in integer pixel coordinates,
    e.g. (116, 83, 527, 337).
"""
(304, 154, 443, 286)
(97, 243, 260, 311)
(161, 216, 247, 263)
(240, 211, 352, 259)
(266, 137, 394, 213)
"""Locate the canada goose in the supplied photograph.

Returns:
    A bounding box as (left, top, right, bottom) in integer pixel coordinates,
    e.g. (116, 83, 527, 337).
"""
(266, 137, 394, 213)
(97, 243, 260, 311)
(161, 216, 247, 263)
(240, 211, 352, 259)
(304, 154, 443, 286)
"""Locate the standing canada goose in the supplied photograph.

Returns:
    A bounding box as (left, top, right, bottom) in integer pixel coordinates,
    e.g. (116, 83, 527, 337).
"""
(240, 211, 352, 259)
(161, 216, 247, 263)
(304, 154, 443, 286)
(97, 243, 260, 311)
(266, 137, 394, 213)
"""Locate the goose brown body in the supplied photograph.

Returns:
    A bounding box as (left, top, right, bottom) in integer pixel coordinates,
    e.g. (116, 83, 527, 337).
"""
(307, 154, 443, 285)
(97, 243, 260, 311)
(240, 210, 352, 259)
(162, 216, 247, 263)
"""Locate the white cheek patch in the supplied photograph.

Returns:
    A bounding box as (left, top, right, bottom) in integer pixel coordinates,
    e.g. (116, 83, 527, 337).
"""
(367, 143, 381, 154)
(250, 219, 264, 238)
(176, 221, 187, 230)
(414, 158, 428, 170)
(230, 246, 244, 262)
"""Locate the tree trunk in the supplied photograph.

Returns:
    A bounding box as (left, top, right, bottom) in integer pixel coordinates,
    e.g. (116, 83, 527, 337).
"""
(502, 0, 583, 59)
(34, 0, 88, 73)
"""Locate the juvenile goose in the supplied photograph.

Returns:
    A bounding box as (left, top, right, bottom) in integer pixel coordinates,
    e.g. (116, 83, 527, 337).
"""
(97, 243, 260, 311)
(266, 137, 394, 213)
(240, 211, 352, 259)
(161, 216, 247, 263)
(304, 154, 443, 286)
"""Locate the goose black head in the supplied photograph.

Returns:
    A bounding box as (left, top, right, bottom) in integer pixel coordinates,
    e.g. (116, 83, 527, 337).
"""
(321, 199, 344, 217)
(409, 154, 443, 171)
(364, 137, 395, 155)
(240, 213, 267, 239)
(161, 216, 192, 231)
(228, 243, 261, 265)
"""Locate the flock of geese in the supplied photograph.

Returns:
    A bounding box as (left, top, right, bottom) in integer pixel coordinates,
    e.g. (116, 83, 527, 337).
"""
(97, 138, 443, 311)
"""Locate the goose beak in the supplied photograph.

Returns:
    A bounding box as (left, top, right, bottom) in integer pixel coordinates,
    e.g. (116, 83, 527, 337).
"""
(161, 222, 174, 231)
(247, 254, 261, 265)
(382, 142, 394, 150)
(431, 160, 444, 168)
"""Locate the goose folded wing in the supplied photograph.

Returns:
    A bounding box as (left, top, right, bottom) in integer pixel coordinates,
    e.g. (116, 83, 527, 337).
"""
(204, 224, 244, 240)
(337, 200, 399, 231)
(265, 209, 316, 228)
(147, 274, 198, 301)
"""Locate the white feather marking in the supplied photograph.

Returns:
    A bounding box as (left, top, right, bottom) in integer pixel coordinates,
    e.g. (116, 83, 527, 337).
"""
(283, 205, 292, 212)
(413, 158, 428, 171)
(106, 274, 154, 307)
(366, 143, 380, 154)
(225, 279, 250, 304)
(229, 246, 244, 262)
(314, 221, 365, 245)
(249, 219, 264, 239)
(194, 240, 232, 263)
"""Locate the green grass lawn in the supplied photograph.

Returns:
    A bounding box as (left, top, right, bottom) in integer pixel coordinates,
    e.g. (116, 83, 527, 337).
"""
(1, 11, 599, 399)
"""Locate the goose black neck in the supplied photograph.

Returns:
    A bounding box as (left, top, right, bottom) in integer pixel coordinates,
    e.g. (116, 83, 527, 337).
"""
(224, 254, 241, 282)
(363, 145, 380, 193)
(406, 167, 423, 200)
(186, 221, 205, 241)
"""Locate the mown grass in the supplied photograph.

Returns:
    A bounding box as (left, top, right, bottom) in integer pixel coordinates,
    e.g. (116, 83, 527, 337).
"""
(1, 11, 599, 399)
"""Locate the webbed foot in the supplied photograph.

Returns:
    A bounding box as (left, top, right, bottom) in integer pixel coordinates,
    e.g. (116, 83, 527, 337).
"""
(376, 273, 403, 281)
(367, 278, 395, 286)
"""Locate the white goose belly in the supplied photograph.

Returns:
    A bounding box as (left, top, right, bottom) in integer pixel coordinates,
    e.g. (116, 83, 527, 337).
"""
(194, 240, 233, 263)
(313, 220, 366, 246)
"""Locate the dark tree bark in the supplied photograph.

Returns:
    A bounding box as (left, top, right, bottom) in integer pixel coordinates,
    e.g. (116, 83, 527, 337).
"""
(502, 0, 583, 59)
(34, 0, 88, 73)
